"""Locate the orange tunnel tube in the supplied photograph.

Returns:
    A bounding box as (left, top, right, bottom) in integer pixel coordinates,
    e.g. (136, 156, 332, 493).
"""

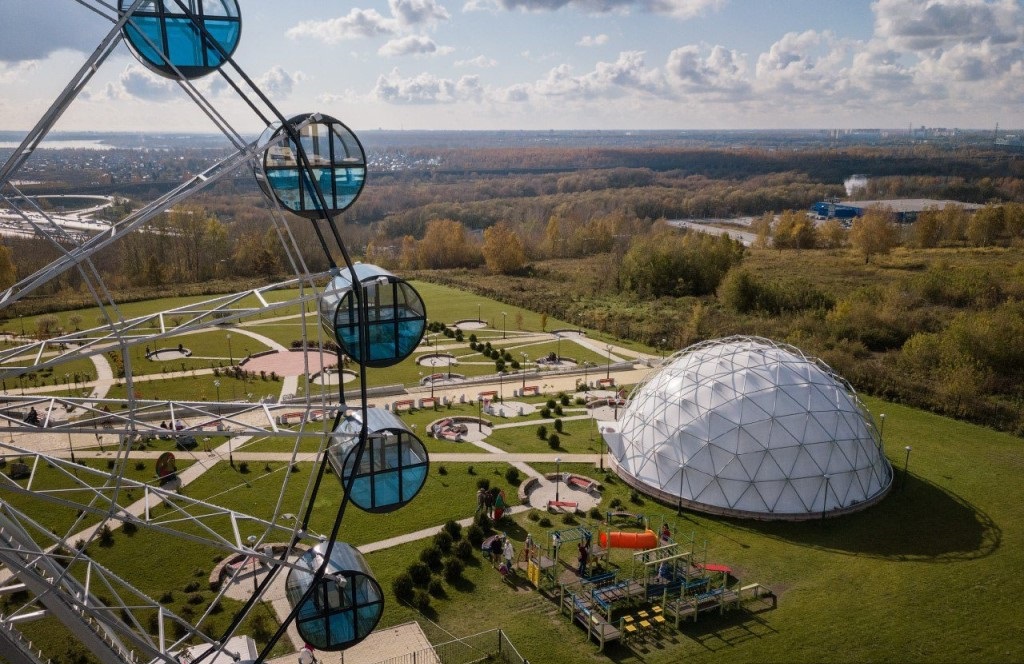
(599, 529, 658, 549)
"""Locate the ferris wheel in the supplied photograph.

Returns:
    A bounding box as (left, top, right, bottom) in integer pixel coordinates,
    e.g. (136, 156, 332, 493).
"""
(0, 3, 429, 663)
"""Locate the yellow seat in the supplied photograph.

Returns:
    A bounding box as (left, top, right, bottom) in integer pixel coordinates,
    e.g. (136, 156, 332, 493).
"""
(637, 610, 650, 619)
(652, 605, 663, 614)
(624, 623, 639, 642)
(639, 619, 652, 630)
(622, 614, 635, 624)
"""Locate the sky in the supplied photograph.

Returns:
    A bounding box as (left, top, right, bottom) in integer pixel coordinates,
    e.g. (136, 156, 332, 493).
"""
(1, 0, 1023, 133)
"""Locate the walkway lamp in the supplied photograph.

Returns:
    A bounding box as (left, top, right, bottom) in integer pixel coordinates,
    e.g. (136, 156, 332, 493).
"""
(822, 474, 833, 520)
(502, 312, 507, 339)
(903, 446, 912, 491)
(226, 333, 233, 366)
(878, 413, 886, 451)
(677, 463, 685, 514)
(605, 345, 612, 380)
(214, 379, 221, 403)
(247, 535, 258, 594)
(521, 352, 528, 390)
(555, 457, 562, 503)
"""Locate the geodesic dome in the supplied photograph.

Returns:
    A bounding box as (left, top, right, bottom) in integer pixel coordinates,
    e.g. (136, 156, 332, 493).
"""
(600, 336, 893, 520)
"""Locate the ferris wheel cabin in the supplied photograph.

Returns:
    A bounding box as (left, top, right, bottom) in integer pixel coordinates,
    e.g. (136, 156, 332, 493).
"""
(120, 0, 241, 79)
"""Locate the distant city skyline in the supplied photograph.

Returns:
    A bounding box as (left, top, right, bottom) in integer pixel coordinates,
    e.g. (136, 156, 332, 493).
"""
(1, 0, 1023, 134)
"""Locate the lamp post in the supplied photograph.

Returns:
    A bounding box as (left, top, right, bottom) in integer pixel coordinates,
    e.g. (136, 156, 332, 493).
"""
(247, 535, 258, 594)
(661, 338, 667, 360)
(555, 457, 562, 503)
(498, 371, 504, 402)
(822, 474, 833, 520)
(605, 345, 612, 380)
(19, 315, 24, 337)
(902, 445, 912, 491)
(501, 312, 507, 339)
(477, 304, 481, 323)
(878, 413, 886, 451)
(477, 397, 482, 432)
(229, 434, 235, 468)
(556, 335, 561, 364)
(598, 427, 604, 471)
(677, 463, 685, 514)
(214, 379, 221, 403)
(64, 373, 70, 397)
(583, 361, 589, 388)
(226, 333, 233, 366)
(67, 427, 76, 464)
(521, 352, 528, 390)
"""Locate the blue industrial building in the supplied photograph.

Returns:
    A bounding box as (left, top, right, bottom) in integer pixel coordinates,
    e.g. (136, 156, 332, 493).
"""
(810, 198, 983, 223)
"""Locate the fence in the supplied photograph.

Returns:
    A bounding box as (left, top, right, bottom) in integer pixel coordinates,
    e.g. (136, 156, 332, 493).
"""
(372, 629, 527, 664)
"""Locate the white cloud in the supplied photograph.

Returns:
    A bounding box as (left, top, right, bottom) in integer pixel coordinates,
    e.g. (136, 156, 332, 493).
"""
(754, 30, 850, 95)
(0, 60, 38, 84)
(534, 51, 666, 100)
(874, 0, 1021, 51)
(463, 0, 722, 19)
(455, 55, 499, 68)
(372, 69, 484, 103)
(389, 0, 452, 26)
(286, 9, 397, 43)
(379, 35, 453, 56)
(666, 44, 749, 96)
(577, 34, 610, 47)
(104, 66, 179, 102)
(256, 66, 306, 98)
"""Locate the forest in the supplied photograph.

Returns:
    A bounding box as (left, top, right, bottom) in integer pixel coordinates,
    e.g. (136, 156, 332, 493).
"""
(3, 140, 1024, 435)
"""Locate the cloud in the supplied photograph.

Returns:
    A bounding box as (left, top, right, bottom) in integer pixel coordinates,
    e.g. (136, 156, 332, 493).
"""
(463, 0, 722, 19)
(379, 35, 453, 56)
(577, 34, 610, 47)
(117, 66, 180, 102)
(874, 0, 1021, 51)
(533, 51, 666, 99)
(754, 30, 849, 94)
(0, 4, 105, 63)
(666, 44, 749, 95)
(455, 55, 499, 68)
(372, 69, 484, 103)
(0, 60, 39, 84)
(389, 0, 452, 26)
(257, 66, 306, 97)
(286, 9, 397, 43)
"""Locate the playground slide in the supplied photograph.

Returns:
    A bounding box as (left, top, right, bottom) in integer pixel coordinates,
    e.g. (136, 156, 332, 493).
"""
(599, 529, 657, 549)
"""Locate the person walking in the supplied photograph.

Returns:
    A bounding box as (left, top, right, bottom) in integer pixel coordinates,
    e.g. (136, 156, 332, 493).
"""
(577, 540, 589, 577)
(476, 487, 486, 514)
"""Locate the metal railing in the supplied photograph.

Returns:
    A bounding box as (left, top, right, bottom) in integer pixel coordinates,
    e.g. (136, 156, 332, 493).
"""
(371, 629, 527, 664)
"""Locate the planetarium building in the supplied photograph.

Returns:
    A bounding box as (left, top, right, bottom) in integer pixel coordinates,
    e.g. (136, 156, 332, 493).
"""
(600, 336, 893, 520)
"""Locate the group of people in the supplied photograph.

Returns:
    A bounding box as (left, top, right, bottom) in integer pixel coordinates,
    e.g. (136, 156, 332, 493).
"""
(476, 486, 508, 521)
(488, 534, 516, 580)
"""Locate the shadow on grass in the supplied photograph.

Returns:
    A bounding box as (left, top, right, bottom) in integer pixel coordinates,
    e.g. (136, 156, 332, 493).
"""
(731, 473, 1001, 561)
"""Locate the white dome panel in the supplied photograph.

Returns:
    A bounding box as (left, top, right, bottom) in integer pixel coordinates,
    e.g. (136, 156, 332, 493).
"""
(604, 336, 893, 519)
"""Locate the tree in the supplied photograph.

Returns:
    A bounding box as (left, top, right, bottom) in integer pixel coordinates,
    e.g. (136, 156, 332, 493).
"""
(417, 219, 481, 269)
(481, 222, 527, 274)
(750, 212, 773, 249)
(966, 204, 1004, 247)
(398, 235, 418, 270)
(772, 210, 817, 249)
(619, 229, 744, 297)
(818, 218, 846, 249)
(0, 244, 16, 290)
(849, 207, 898, 263)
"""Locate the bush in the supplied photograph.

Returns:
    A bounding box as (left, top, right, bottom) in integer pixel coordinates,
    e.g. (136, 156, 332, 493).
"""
(561, 512, 578, 525)
(438, 465, 447, 475)
(629, 490, 643, 505)
(411, 589, 432, 612)
(98, 524, 114, 547)
(419, 545, 443, 570)
(467, 465, 475, 475)
(554, 418, 563, 433)
(536, 424, 548, 440)
(466, 524, 485, 547)
(474, 513, 492, 533)
(609, 497, 623, 509)
(428, 578, 446, 597)
(184, 581, 200, 593)
(433, 531, 454, 554)
(454, 539, 475, 561)
(504, 467, 521, 485)
(392, 572, 415, 601)
(546, 399, 557, 409)
(539, 407, 551, 419)
(442, 520, 462, 541)
(560, 393, 571, 406)
(238, 461, 249, 474)
(476, 478, 491, 490)
(187, 593, 205, 605)
(589, 506, 603, 520)
(443, 557, 465, 583)
(527, 510, 541, 522)
(554, 404, 563, 416)
(134, 461, 146, 471)
(408, 562, 431, 586)
(159, 591, 174, 604)
(548, 434, 560, 449)
(122, 520, 137, 535)
(538, 516, 552, 528)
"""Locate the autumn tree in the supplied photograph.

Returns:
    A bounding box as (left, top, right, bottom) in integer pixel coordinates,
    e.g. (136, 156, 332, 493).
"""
(750, 212, 773, 249)
(416, 219, 481, 269)
(849, 207, 898, 263)
(398, 235, 418, 270)
(481, 222, 527, 274)
(966, 204, 1004, 247)
(772, 210, 817, 249)
(0, 245, 16, 290)
(619, 229, 744, 297)
(232, 229, 283, 277)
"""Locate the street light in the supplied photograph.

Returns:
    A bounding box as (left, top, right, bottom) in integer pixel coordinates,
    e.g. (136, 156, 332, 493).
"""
(19, 315, 25, 337)
(605, 345, 612, 379)
(661, 338, 667, 360)
(903, 445, 912, 491)
(226, 333, 233, 366)
(878, 413, 886, 451)
(498, 370, 504, 402)
(556, 335, 561, 363)
(246, 535, 258, 594)
(521, 352, 528, 390)
(67, 427, 76, 464)
(822, 474, 833, 520)
(598, 426, 604, 471)
(677, 463, 685, 514)
(477, 304, 481, 323)
(214, 379, 221, 403)
(501, 311, 507, 339)
(555, 457, 562, 503)
(477, 397, 482, 432)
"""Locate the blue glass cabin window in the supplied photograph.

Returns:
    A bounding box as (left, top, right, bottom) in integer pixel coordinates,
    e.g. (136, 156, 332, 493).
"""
(285, 544, 383, 651)
(326, 278, 425, 369)
(328, 429, 429, 513)
(259, 114, 367, 219)
(120, 0, 241, 79)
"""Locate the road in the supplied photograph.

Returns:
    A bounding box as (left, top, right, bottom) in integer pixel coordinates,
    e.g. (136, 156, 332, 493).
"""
(666, 217, 757, 246)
